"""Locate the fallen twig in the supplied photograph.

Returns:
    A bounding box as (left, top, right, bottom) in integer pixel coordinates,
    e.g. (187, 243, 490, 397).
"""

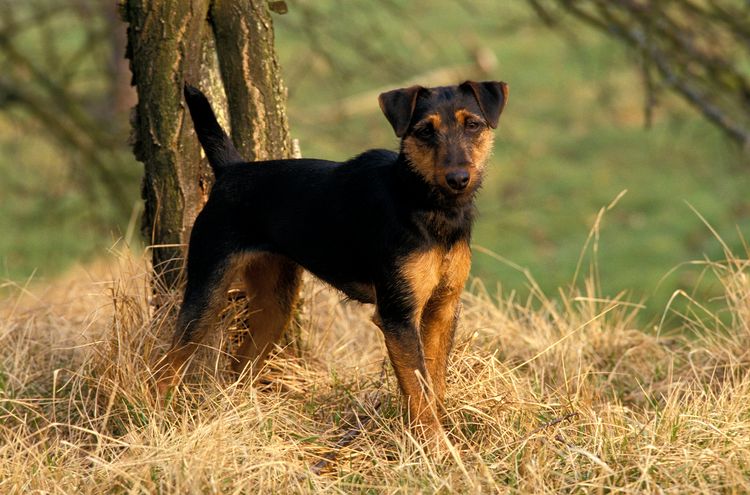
(522, 411, 579, 442)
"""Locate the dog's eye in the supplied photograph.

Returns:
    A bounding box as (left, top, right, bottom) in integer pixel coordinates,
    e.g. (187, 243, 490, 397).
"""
(465, 120, 483, 132)
(414, 125, 435, 140)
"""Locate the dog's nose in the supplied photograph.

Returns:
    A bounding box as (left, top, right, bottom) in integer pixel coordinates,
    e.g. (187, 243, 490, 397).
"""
(445, 170, 470, 191)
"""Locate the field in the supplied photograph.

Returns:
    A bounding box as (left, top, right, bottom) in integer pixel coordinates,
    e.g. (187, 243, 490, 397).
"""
(273, 2, 750, 317)
(2, 2, 750, 492)
(1, 2, 748, 322)
(1, 244, 749, 492)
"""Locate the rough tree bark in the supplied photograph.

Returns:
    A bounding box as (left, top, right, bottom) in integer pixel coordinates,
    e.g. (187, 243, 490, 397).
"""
(123, 0, 292, 293)
(210, 0, 292, 161)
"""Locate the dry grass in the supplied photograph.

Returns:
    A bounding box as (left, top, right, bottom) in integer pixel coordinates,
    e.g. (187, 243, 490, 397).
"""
(1, 240, 749, 494)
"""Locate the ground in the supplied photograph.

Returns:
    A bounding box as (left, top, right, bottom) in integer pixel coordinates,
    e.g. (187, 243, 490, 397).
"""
(1, 243, 748, 493)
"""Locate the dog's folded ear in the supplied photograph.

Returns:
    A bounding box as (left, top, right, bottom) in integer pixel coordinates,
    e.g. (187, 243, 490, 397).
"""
(378, 85, 424, 138)
(460, 81, 509, 129)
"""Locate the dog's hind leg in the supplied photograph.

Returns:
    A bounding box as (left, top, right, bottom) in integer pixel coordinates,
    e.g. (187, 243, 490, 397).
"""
(155, 246, 243, 396)
(232, 253, 302, 378)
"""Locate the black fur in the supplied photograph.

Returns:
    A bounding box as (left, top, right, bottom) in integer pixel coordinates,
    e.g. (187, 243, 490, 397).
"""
(183, 85, 244, 177)
(180, 82, 503, 308)
(160, 81, 509, 436)
(184, 148, 472, 306)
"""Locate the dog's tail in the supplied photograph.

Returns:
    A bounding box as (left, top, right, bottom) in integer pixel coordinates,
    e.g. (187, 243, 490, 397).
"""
(183, 83, 244, 177)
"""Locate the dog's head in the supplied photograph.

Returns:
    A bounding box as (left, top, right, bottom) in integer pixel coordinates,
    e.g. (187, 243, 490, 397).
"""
(379, 81, 508, 198)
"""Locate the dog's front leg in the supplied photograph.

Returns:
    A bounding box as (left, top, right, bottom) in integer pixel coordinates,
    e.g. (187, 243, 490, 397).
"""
(373, 311, 441, 438)
(373, 250, 445, 437)
(419, 241, 471, 407)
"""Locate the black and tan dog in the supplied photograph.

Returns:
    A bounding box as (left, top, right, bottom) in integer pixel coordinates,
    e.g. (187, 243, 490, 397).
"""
(156, 80, 508, 437)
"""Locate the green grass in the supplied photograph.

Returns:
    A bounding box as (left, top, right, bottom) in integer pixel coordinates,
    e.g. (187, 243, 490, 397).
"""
(274, 1, 750, 318)
(0, 1, 748, 323)
(0, 3, 139, 283)
(0, 116, 137, 282)
(2, 3, 750, 492)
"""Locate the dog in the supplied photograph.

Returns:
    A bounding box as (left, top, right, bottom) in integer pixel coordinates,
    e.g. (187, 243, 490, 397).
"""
(156, 80, 508, 439)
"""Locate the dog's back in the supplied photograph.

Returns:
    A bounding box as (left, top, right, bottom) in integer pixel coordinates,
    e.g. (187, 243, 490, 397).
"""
(193, 149, 404, 296)
(160, 81, 508, 448)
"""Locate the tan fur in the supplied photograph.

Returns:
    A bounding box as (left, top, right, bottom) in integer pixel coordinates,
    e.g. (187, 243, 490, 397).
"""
(455, 110, 494, 174)
(454, 108, 477, 126)
(402, 113, 444, 183)
(398, 242, 472, 333)
(156, 252, 258, 394)
(387, 242, 472, 421)
(156, 252, 301, 393)
(382, 330, 440, 433)
(404, 110, 494, 195)
(402, 137, 436, 183)
(232, 254, 301, 375)
(399, 248, 444, 323)
(470, 128, 494, 171)
(442, 240, 472, 288)
(420, 241, 471, 403)
(425, 113, 442, 129)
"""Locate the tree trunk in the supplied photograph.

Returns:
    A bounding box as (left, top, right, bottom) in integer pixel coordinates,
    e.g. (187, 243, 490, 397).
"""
(123, 0, 292, 293)
(210, 0, 292, 160)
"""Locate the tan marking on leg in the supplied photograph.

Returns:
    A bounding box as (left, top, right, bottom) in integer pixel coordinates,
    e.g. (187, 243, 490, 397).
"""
(399, 248, 444, 323)
(420, 241, 471, 406)
(420, 297, 460, 405)
(156, 252, 256, 395)
(379, 324, 441, 437)
(232, 254, 301, 377)
(381, 247, 450, 436)
(155, 345, 195, 396)
(442, 240, 472, 290)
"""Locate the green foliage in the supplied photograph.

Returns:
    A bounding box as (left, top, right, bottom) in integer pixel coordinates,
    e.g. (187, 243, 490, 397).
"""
(1, 0, 748, 323)
(275, 1, 750, 319)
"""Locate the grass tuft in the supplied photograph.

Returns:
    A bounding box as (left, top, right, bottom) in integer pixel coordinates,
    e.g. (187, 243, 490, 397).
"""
(1, 240, 749, 493)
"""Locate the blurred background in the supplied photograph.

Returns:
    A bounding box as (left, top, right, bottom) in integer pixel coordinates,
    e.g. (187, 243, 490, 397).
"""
(0, 0, 747, 323)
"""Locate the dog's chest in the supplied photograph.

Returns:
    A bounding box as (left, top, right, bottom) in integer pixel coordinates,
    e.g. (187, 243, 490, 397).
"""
(414, 206, 474, 247)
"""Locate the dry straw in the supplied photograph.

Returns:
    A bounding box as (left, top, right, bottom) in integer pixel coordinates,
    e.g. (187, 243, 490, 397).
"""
(1, 217, 748, 493)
